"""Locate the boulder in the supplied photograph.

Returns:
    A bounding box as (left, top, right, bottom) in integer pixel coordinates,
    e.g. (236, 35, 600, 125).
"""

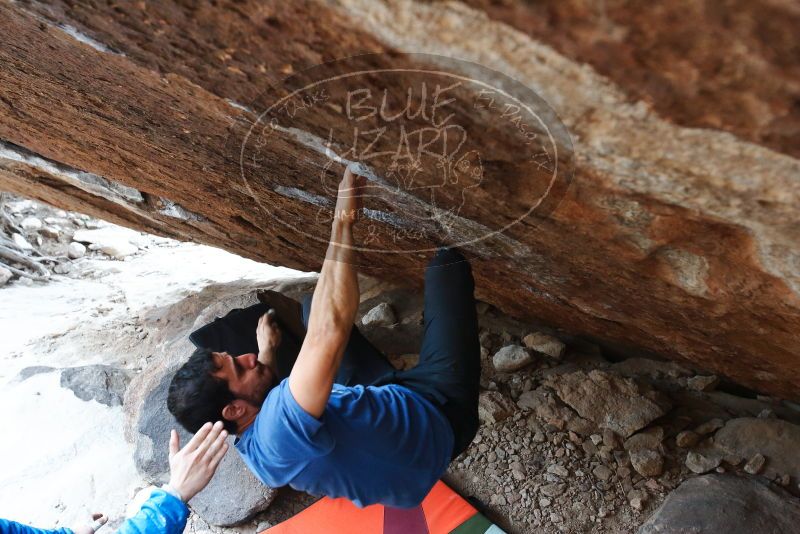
(714, 418, 800, 484)
(60, 365, 132, 407)
(638, 475, 800, 534)
(493, 344, 534, 372)
(545, 370, 671, 437)
(2, 0, 800, 404)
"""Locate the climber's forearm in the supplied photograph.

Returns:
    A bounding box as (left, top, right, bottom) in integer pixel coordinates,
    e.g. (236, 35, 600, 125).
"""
(289, 219, 359, 417)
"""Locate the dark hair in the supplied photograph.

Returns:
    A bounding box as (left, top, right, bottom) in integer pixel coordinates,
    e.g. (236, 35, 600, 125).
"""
(167, 348, 237, 434)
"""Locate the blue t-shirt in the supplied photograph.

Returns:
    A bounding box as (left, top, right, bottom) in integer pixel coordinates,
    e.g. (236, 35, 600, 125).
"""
(235, 378, 454, 508)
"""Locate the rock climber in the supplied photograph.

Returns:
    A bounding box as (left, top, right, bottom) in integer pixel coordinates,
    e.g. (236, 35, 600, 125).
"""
(167, 165, 481, 508)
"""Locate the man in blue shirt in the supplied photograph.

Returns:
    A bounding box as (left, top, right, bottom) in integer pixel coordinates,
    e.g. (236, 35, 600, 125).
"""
(168, 166, 480, 508)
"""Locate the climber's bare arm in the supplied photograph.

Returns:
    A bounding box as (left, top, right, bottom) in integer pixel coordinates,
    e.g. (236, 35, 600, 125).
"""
(289, 167, 364, 418)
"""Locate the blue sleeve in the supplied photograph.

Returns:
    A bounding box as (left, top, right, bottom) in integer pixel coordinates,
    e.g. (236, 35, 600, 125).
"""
(260, 379, 335, 461)
(115, 489, 189, 534)
(0, 519, 72, 534)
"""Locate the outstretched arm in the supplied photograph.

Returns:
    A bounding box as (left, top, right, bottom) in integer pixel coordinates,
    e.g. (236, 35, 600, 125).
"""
(289, 167, 364, 418)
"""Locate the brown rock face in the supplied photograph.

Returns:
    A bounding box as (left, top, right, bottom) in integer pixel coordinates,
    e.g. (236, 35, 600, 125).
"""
(462, 0, 800, 159)
(1, 1, 798, 399)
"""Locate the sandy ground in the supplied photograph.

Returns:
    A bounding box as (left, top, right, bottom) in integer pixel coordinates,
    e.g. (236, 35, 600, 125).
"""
(0, 225, 306, 530)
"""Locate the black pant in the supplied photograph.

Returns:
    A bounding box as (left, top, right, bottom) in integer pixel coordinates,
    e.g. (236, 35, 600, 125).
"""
(301, 248, 481, 459)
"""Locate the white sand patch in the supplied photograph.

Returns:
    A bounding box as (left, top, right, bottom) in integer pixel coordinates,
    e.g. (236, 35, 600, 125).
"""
(0, 372, 139, 528)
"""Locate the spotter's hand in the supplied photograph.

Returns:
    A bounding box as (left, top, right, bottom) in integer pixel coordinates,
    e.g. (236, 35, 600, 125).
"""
(167, 422, 229, 502)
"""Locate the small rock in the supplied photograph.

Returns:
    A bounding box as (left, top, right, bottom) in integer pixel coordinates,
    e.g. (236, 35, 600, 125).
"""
(547, 464, 569, 477)
(101, 242, 138, 259)
(493, 344, 534, 372)
(40, 226, 61, 238)
(20, 216, 43, 231)
(12, 233, 33, 250)
(522, 332, 565, 360)
(630, 449, 664, 477)
(695, 418, 725, 436)
(540, 483, 566, 497)
(603, 428, 621, 449)
(624, 426, 664, 451)
(628, 489, 648, 512)
(490, 494, 507, 506)
(478, 390, 516, 424)
(744, 453, 766, 475)
(757, 408, 775, 419)
(0, 266, 12, 286)
(593, 465, 613, 481)
(675, 430, 700, 448)
(539, 497, 551, 508)
(686, 451, 722, 474)
(687, 375, 719, 392)
(53, 263, 72, 275)
(549, 513, 563, 524)
(360, 302, 397, 327)
(68, 242, 87, 259)
(8, 199, 36, 213)
(60, 365, 132, 407)
(590, 434, 603, 445)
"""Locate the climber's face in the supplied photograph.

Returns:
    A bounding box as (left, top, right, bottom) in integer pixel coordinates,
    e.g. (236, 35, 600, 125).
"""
(210, 351, 274, 407)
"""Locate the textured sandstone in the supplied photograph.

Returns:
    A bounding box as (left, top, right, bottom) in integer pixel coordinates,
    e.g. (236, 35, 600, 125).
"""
(0, 0, 798, 400)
